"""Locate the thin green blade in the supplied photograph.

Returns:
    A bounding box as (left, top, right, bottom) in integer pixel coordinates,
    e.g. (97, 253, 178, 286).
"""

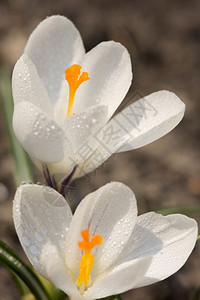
(0, 66, 34, 185)
(0, 240, 51, 300)
(156, 205, 200, 217)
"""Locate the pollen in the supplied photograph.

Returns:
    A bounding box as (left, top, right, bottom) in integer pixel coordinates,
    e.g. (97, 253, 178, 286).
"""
(77, 229, 103, 289)
(65, 64, 90, 117)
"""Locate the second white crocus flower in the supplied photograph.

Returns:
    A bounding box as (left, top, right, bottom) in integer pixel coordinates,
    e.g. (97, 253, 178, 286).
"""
(13, 182, 197, 300)
(12, 15, 185, 183)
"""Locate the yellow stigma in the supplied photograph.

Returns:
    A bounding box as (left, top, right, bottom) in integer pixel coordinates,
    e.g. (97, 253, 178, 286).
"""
(65, 64, 90, 117)
(77, 229, 103, 289)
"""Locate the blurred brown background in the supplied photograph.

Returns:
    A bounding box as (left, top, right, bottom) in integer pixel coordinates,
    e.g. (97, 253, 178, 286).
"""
(0, 0, 200, 299)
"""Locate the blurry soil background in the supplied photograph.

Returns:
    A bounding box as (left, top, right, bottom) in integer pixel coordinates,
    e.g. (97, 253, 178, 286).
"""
(0, 0, 200, 299)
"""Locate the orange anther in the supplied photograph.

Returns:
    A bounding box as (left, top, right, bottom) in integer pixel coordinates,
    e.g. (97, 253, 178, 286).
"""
(77, 229, 102, 287)
(65, 64, 90, 117)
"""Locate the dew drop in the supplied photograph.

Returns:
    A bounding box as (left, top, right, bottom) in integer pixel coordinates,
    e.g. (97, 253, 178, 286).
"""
(23, 236, 30, 246)
(30, 245, 39, 255)
(35, 232, 43, 242)
(41, 226, 47, 234)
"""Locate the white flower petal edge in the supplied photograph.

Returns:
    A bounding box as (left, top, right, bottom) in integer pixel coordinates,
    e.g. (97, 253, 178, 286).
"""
(13, 184, 72, 274)
(135, 213, 198, 287)
(76, 90, 185, 178)
(115, 212, 198, 287)
(13, 182, 198, 300)
(117, 90, 185, 151)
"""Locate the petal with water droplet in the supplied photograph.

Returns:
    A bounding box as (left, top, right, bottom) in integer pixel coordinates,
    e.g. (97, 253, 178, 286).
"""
(85, 256, 152, 299)
(119, 212, 197, 287)
(13, 101, 65, 163)
(73, 41, 132, 119)
(12, 54, 53, 115)
(13, 184, 72, 274)
(77, 90, 185, 177)
(65, 182, 137, 277)
(24, 15, 85, 103)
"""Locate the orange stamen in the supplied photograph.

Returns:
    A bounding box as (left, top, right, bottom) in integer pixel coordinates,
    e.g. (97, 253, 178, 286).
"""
(77, 229, 103, 288)
(65, 64, 90, 117)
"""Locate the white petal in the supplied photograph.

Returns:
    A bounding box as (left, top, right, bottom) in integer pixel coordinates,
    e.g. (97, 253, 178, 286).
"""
(13, 102, 66, 163)
(24, 15, 85, 102)
(43, 105, 108, 182)
(40, 243, 82, 299)
(13, 184, 72, 275)
(85, 256, 152, 299)
(65, 182, 137, 279)
(73, 41, 132, 118)
(116, 90, 185, 152)
(12, 54, 53, 115)
(118, 212, 197, 287)
(73, 144, 109, 179)
(76, 90, 185, 176)
(64, 105, 108, 165)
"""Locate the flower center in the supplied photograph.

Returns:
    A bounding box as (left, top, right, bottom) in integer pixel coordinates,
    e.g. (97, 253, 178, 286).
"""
(77, 229, 103, 293)
(65, 64, 90, 117)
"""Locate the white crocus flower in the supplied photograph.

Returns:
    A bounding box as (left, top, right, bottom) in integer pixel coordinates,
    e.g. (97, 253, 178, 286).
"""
(12, 15, 185, 183)
(13, 182, 197, 300)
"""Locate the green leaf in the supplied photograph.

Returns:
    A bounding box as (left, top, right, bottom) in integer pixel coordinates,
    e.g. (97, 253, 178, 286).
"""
(156, 205, 200, 217)
(52, 289, 68, 300)
(10, 270, 30, 296)
(0, 66, 34, 185)
(0, 239, 51, 300)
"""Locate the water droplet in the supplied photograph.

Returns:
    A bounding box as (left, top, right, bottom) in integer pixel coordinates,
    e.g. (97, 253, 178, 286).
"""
(41, 226, 47, 234)
(22, 236, 30, 246)
(35, 232, 43, 242)
(30, 245, 39, 255)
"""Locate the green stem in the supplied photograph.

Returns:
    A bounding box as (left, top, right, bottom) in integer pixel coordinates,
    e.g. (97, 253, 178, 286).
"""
(10, 270, 30, 296)
(0, 66, 34, 185)
(0, 240, 51, 300)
